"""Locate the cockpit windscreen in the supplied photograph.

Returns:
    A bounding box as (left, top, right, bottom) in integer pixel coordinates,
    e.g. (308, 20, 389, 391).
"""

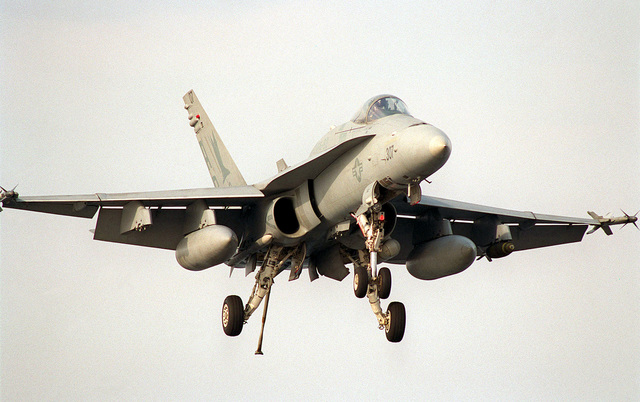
(351, 95, 411, 124)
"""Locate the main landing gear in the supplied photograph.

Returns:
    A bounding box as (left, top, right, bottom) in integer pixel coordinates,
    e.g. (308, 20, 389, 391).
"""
(221, 243, 306, 354)
(221, 180, 407, 349)
(351, 201, 406, 343)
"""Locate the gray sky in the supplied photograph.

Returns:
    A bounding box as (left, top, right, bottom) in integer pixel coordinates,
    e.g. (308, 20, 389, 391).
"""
(1, 1, 639, 400)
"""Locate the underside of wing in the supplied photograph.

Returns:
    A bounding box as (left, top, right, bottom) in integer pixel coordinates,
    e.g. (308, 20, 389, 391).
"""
(3, 186, 264, 250)
(389, 195, 598, 263)
(93, 205, 246, 250)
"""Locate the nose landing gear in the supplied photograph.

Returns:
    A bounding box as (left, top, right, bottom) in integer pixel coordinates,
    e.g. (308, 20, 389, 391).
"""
(352, 200, 406, 343)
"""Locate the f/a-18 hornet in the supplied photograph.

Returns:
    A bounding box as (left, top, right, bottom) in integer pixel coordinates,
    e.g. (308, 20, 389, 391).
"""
(2, 91, 636, 353)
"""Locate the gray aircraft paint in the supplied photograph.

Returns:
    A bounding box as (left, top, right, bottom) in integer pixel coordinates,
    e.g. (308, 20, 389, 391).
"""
(3, 92, 629, 258)
(312, 117, 450, 223)
(2, 90, 636, 352)
(183, 90, 246, 187)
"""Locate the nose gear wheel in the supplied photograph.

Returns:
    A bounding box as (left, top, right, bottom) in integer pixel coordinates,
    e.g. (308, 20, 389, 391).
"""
(351, 195, 406, 343)
(377, 267, 391, 299)
(353, 265, 368, 298)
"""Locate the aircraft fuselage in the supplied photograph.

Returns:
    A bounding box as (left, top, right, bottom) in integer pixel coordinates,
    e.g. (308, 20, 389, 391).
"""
(311, 114, 451, 223)
(245, 110, 452, 261)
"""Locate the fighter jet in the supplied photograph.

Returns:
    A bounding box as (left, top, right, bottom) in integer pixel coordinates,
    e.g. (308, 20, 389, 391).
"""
(2, 91, 636, 353)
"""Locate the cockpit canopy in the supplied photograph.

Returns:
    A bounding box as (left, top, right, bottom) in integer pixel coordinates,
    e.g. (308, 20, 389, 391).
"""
(351, 95, 411, 124)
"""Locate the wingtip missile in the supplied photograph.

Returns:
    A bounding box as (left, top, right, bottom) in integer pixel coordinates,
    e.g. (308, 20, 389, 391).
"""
(0, 185, 19, 211)
(620, 209, 639, 230)
(587, 210, 638, 235)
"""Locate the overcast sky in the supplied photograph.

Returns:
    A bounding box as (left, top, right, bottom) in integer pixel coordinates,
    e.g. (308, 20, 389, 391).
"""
(1, 1, 639, 400)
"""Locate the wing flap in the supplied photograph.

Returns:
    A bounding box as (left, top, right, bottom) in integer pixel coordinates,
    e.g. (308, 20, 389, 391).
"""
(94, 208, 185, 249)
(509, 224, 589, 251)
(94, 202, 246, 250)
(448, 221, 588, 250)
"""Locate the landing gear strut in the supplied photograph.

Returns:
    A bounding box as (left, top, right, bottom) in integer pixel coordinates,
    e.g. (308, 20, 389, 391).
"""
(221, 243, 306, 355)
(352, 195, 406, 343)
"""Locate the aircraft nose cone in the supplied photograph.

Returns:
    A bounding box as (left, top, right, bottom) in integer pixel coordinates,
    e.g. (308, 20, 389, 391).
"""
(429, 132, 452, 159)
(396, 124, 452, 180)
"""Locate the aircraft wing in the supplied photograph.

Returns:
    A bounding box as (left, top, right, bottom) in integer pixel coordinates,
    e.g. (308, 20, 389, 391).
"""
(393, 195, 597, 225)
(2, 186, 264, 250)
(389, 195, 599, 262)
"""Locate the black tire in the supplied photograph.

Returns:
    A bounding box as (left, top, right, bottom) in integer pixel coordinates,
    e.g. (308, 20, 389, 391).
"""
(385, 302, 406, 342)
(353, 266, 368, 298)
(378, 267, 391, 299)
(222, 295, 244, 336)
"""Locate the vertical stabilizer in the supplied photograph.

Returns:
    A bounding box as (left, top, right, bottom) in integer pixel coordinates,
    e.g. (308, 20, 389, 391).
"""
(183, 90, 246, 187)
